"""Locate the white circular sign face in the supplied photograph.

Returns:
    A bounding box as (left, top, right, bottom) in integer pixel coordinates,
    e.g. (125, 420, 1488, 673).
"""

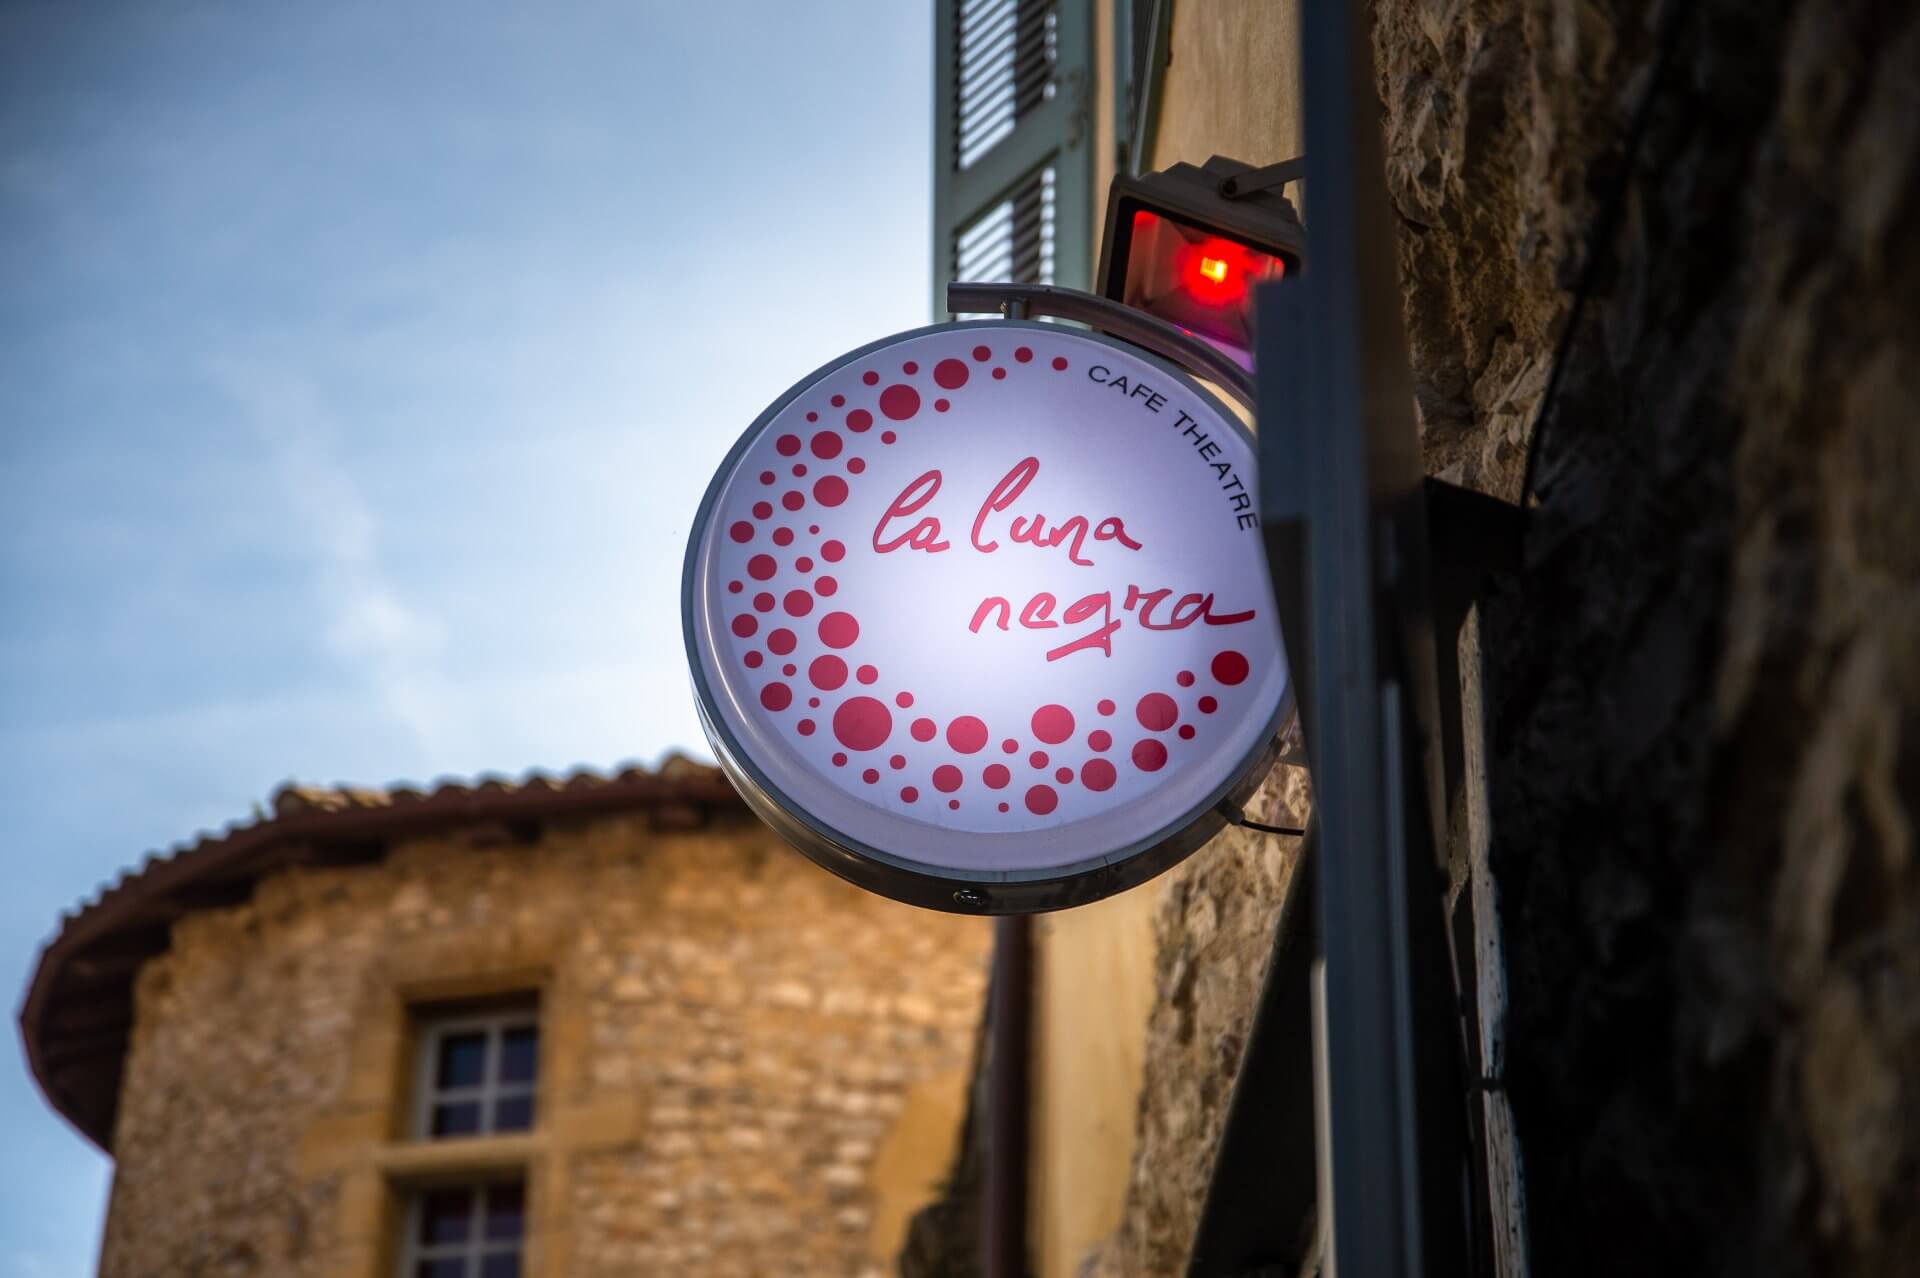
(684, 321, 1289, 911)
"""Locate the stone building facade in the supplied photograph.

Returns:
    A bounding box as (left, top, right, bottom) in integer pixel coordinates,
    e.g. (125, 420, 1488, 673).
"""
(22, 760, 989, 1277)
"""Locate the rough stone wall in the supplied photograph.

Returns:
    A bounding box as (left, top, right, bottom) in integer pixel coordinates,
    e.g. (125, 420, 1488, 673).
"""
(99, 813, 989, 1278)
(1373, 0, 1587, 500)
(1371, 0, 1920, 1274)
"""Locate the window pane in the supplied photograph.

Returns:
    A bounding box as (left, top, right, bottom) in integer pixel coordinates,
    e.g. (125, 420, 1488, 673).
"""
(480, 1252, 521, 1278)
(491, 1094, 534, 1133)
(484, 1182, 525, 1241)
(436, 1032, 488, 1089)
(415, 1260, 466, 1278)
(418, 1188, 473, 1245)
(431, 1101, 483, 1137)
(499, 1027, 538, 1084)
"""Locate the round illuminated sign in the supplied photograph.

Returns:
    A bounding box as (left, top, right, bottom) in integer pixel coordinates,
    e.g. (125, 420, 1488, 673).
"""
(683, 320, 1290, 912)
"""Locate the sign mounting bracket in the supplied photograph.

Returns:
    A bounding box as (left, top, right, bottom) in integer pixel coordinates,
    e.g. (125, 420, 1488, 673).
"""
(946, 281, 1255, 411)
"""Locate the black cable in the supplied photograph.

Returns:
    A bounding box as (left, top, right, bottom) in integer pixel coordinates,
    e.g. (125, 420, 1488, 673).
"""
(1237, 818, 1307, 838)
(1518, 0, 1697, 505)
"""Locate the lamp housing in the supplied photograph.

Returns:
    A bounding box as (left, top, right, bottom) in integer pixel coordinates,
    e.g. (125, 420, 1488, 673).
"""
(1095, 156, 1307, 371)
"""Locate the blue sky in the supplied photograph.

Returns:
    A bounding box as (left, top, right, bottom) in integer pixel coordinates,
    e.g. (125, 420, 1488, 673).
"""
(0, 2, 931, 1271)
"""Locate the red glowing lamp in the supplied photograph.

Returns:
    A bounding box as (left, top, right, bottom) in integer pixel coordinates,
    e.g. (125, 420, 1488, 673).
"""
(1096, 156, 1306, 370)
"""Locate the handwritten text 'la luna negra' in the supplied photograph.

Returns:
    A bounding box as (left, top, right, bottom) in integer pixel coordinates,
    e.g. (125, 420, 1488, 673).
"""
(871, 455, 1256, 663)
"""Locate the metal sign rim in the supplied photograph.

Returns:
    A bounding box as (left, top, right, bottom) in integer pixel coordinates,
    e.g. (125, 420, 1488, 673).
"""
(680, 317, 1293, 914)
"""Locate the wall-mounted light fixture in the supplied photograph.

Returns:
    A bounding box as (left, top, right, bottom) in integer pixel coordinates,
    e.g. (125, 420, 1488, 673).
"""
(1095, 155, 1307, 370)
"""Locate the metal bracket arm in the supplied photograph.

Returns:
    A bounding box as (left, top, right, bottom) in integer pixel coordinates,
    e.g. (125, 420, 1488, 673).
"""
(1218, 156, 1307, 200)
(945, 281, 1256, 412)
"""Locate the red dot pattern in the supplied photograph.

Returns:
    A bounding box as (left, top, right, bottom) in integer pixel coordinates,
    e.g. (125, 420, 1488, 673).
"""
(879, 384, 920, 420)
(718, 335, 1260, 823)
(1136, 693, 1178, 731)
(1213, 650, 1250, 685)
(833, 697, 892, 752)
(947, 716, 988, 753)
(1031, 704, 1074, 744)
(818, 612, 857, 648)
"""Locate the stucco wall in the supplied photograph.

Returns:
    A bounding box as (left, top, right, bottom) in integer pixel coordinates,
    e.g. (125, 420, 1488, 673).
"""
(1028, 878, 1158, 1278)
(1027, 6, 1312, 1272)
(99, 812, 989, 1278)
(1150, 0, 1304, 173)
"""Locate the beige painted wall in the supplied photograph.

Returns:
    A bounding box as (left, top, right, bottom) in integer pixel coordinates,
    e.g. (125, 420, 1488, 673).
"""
(1096, 1, 1305, 262)
(1025, 5, 1306, 1275)
(1029, 880, 1164, 1278)
(1150, 0, 1304, 172)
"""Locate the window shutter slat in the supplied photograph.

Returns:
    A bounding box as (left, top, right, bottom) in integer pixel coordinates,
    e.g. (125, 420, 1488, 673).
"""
(933, 0, 1092, 318)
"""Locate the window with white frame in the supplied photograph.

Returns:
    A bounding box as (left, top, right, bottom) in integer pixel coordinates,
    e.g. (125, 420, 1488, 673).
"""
(412, 1000, 539, 1139)
(400, 1180, 525, 1278)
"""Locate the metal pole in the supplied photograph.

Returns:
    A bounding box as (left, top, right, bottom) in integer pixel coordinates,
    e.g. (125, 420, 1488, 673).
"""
(982, 915, 1032, 1277)
(1255, 2, 1468, 1275)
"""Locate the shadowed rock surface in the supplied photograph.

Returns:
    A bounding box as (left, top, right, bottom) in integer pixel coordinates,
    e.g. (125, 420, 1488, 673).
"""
(1077, 2, 1918, 1274)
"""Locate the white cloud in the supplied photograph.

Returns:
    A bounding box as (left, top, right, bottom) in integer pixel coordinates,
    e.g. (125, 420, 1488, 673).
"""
(207, 355, 448, 753)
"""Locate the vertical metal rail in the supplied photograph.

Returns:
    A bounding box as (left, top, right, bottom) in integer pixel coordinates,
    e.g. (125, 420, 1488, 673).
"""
(1255, 2, 1469, 1275)
(982, 915, 1032, 1277)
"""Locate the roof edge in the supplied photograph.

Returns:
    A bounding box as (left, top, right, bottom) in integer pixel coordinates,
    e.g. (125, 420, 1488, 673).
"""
(20, 760, 746, 1151)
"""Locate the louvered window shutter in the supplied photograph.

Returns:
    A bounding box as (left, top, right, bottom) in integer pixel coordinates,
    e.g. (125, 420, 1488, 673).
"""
(933, 0, 1093, 316)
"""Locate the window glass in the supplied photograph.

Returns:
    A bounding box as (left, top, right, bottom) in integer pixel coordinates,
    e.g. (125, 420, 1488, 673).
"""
(413, 1002, 540, 1140)
(436, 1032, 488, 1089)
(491, 1094, 534, 1133)
(499, 1027, 538, 1084)
(419, 1188, 473, 1245)
(480, 1254, 521, 1278)
(404, 1182, 525, 1278)
(484, 1182, 525, 1241)
(431, 1101, 483, 1138)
